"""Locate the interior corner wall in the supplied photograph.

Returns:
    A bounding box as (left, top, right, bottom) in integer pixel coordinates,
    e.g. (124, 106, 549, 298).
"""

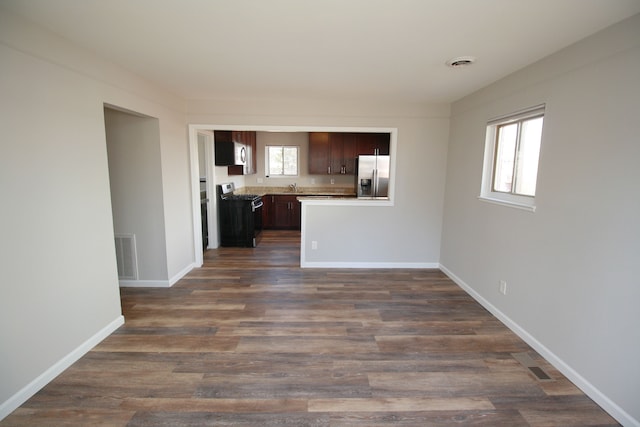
(104, 107, 169, 282)
(440, 14, 640, 425)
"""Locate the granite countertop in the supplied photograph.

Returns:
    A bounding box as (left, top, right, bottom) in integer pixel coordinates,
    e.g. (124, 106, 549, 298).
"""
(239, 186, 357, 197)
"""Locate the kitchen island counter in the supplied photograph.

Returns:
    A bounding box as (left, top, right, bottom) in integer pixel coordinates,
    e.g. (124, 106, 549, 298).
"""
(238, 186, 356, 197)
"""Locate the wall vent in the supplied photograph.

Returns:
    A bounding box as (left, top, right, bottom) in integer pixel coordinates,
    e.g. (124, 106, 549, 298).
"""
(114, 234, 138, 280)
(512, 352, 554, 382)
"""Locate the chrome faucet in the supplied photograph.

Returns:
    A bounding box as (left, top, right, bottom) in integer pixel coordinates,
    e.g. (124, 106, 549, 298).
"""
(289, 183, 298, 193)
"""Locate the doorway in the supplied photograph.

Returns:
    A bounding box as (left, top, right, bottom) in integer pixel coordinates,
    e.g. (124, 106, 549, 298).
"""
(104, 105, 169, 286)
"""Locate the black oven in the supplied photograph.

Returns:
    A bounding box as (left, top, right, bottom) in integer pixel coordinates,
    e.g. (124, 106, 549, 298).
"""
(217, 183, 263, 247)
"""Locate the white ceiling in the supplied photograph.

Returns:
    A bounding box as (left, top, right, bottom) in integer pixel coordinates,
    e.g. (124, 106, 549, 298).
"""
(3, 0, 640, 103)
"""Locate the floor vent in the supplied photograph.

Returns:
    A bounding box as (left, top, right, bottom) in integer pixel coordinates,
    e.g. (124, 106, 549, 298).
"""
(512, 352, 554, 382)
(114, 234, 138, 280)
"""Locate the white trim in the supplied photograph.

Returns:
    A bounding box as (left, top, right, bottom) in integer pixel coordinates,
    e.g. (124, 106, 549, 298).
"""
(439, 264, 639, 427)
(201, 131, 218, 250)
(190, 124, 398, 133)
(119, 279, 170, 288)
(119, 262, 194, 287)
(0, 315, 125, 421)
(302, 261, 439, 269)
(480, 105, 544, 211)
(169, 262, 196, 286)
(478, 195, 536, 212)
(487, 103, 546, 125)
(188, 126, 204, 268)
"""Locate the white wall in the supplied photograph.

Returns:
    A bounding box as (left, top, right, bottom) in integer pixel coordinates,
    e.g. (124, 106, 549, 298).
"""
(440, 14, 640, 426)
(0, 9, 193, 417)
(187, 101, 450, 267)
(104, 107, 168, 282)
(0, 38, 125, 414)
(153, 107, 194, 285)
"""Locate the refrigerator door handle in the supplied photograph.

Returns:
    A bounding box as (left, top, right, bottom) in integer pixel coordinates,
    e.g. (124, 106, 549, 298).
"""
(373, 169, 378, 196)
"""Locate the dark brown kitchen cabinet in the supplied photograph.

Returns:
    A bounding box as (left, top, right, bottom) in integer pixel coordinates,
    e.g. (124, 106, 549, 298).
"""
(214, 130, 242, 166)
(356, 132, 390, 155)
(247, 131, 257, 174)
(214, 130, 257, 175)
(308, 132, 331, 174)
(261, 194, 274, 229)
(229, 131, 256, 175)
(332, 133, 357, 175)
(308, 132, 356, 175)
(266, 195, 300, 229)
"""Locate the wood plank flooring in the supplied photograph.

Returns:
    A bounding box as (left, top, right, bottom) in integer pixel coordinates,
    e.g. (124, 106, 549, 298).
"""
(1, 230, 619, 426)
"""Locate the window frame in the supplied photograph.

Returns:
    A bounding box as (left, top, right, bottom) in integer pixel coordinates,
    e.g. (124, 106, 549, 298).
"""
(479, 105, 545, 212)
(265, 145, 300, 178)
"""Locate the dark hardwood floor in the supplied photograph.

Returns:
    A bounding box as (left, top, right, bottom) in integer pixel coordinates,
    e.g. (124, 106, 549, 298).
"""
(2, 230, 618, 426)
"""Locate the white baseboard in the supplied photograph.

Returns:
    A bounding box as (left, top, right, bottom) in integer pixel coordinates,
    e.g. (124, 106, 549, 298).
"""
(301, 261, 440, 269)
(439, 264, 639, 427)
(169, 263, 196, 286)
(119, 262, 195, 288)
(119, 279, 170, 287)
(0, 315, 125, 421)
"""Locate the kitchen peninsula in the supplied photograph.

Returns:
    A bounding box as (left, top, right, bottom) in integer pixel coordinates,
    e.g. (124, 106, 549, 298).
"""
(237, 186, 357, 230)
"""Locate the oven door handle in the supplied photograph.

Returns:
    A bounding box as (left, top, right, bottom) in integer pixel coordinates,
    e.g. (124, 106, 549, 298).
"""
(252, 200, 264, 211)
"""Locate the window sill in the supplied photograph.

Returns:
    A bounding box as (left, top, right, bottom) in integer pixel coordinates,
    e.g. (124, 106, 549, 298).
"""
(478, 195, 536, 212)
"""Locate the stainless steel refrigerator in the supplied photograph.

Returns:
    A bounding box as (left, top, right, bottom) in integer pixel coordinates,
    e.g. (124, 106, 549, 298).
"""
(356, 154, 390, 198)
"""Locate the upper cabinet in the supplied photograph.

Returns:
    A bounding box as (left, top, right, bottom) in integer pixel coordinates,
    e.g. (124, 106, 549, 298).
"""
(356, 132, 390, 155)
(308, 132, 331, 174)
(308, 132, 357, 175)
(308, 132, 390, 175)
(214, 130, 257, 175)
(332, 133, 357, 175)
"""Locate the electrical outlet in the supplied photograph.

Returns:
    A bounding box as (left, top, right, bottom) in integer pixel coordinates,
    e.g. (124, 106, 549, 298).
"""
(311, 178, 316, 184)
(257, 178, 263, 183)
(499, 280, 507, 295)
(330, 179, 335, 185)
(311, 241, 318, 250)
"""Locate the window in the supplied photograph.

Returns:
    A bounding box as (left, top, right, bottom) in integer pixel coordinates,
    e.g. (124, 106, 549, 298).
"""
(266, 145, 299, 177)
(480, 105, 544, 211)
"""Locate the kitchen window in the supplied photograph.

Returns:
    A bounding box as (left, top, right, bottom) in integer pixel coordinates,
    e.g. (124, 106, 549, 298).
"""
(480, 105, 545, 211)
(266, 145, 299, 177)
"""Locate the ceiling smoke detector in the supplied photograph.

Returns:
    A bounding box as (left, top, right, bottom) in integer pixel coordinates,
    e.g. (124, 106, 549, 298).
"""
(446, 56, 476, 68)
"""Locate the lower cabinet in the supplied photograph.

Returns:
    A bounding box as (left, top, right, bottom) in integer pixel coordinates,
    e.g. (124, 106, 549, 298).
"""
(263, 195, 300, 230)
(262, 195, 274, 229)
